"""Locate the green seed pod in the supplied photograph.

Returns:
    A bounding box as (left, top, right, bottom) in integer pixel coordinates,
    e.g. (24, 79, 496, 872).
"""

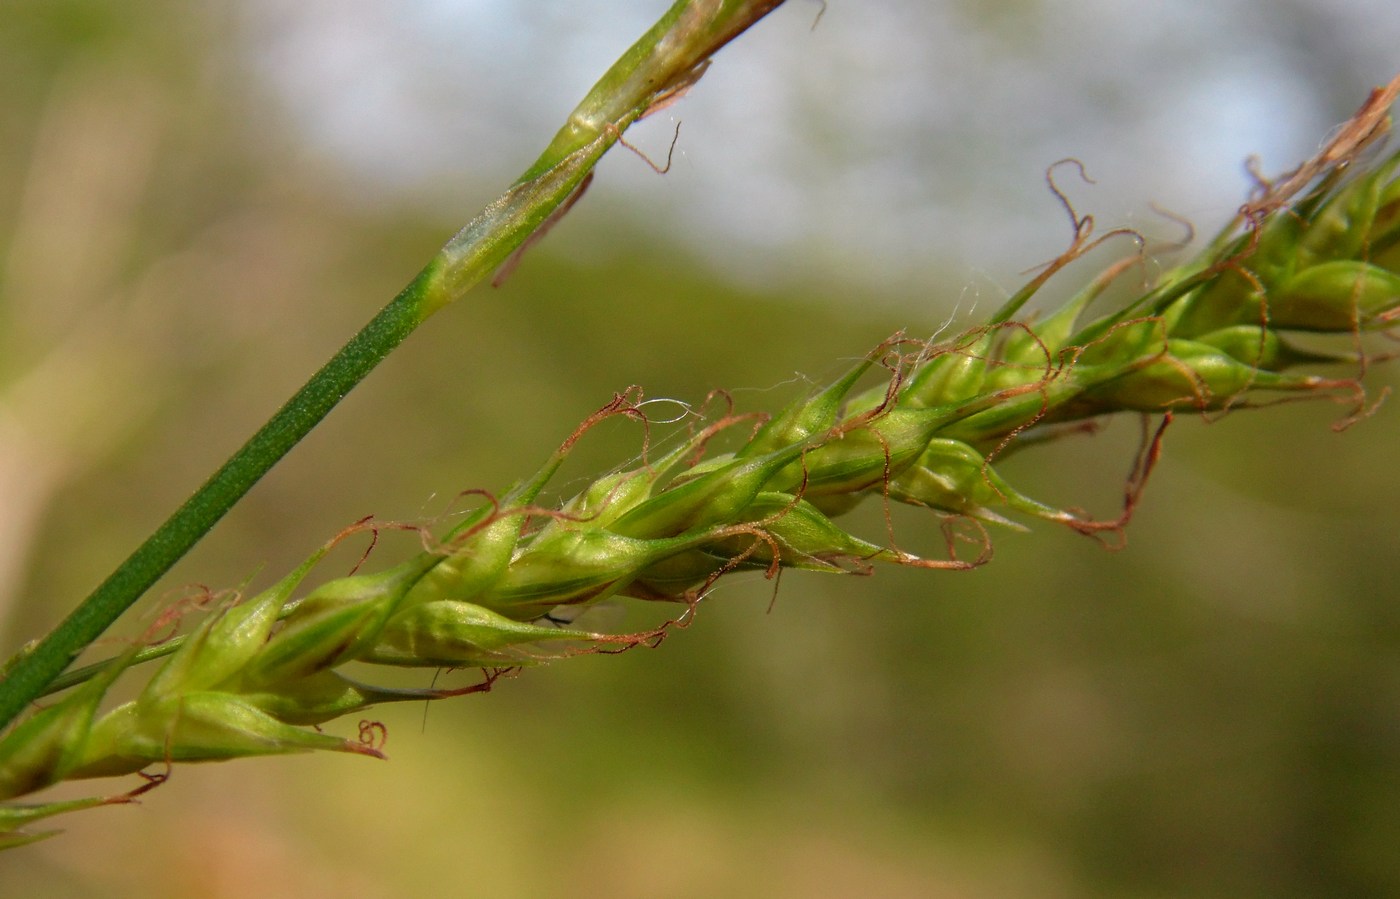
(626, 549, 728, 596)
(239, 670, 408, 726)
(242, 669, 508, 726)
(0, 704, 90, 799)
(1376, 230, 1400, 273)
(1295, 155, 1399, 266)
(987, 289, 1098, 391)
(840, 382, 892, 420)
(143, 553, 324, 699)
(364, 600, 599, 668)
(899, 331, 994, 408)
(533, 432, 705, 544)
(740, 353, 875, 457)
(1160, 279, 1244, 341)
(1082, 338, 1323, 411)
(555, 466, 663, 529)
(483, 527, 709, 617)
(71, 691, 381, 780)
(243, 556, 437, 687)
(609, 440, 808, 539)
(1269, 260, 1400, 331)
(0, 643, 134, 800)
(0, 566, 337, 801)
(1169, 231, 1295, 337)
(1247, 199, 1314, 284)
(708, 491, 905, 569)
(400, 514, 528, 612)
(934, 369, 1107, 444)
(887, 438, 1074, 527)
(1370, 171, 1400, 267)
(1169, 157, 1400, 338)
(630, 492, 906, 594)
(1076, 318, 1169, 367)
(402, 443, 570, 611)
(1191, 325, 1286, 368)
(1193, 324, 1348, 370)
(783, 405, 955, 497)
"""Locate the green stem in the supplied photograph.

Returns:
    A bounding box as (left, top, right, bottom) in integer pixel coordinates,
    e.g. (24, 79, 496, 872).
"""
(0, 0, 787, 731)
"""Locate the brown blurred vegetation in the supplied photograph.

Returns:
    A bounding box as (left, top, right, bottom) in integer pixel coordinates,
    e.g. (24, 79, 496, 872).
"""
(2, 2, 1399, 897)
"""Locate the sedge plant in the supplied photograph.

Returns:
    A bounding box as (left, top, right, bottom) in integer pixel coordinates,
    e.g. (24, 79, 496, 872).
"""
(1, 3, 1399, 846)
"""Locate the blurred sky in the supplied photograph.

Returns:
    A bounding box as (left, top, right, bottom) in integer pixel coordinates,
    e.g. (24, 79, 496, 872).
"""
(236, 0, 1400, 301)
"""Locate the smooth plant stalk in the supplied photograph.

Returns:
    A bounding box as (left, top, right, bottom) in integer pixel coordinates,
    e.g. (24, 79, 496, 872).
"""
(0, 0, 788, 732)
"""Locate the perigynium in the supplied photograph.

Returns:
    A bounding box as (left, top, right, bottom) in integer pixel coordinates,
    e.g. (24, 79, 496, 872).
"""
(2, 77, 1398, 848)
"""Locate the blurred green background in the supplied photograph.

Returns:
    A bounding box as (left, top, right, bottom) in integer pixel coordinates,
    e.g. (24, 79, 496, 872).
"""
(2, 2, 1399, 896)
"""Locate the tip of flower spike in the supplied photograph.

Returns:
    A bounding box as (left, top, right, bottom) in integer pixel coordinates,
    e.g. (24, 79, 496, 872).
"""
(1240, 74, 1399, 221)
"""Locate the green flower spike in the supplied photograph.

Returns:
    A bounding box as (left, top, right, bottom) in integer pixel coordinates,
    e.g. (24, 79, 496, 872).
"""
(4, 73, 1399, 847)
